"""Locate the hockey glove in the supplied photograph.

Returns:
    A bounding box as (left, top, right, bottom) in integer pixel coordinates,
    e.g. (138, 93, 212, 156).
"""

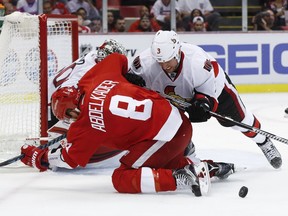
(21, 145, 49, 172)
(185, 96, 211, 122)
(124, 73, 146, 87)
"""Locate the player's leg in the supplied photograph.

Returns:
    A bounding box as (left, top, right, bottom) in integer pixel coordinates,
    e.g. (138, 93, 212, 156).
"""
(112, 113, 205, 195)
(216, 80, 282, 169)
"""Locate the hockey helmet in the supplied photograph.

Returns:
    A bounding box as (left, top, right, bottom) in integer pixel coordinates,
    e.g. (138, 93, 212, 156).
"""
(51, 87, 81, 120)
(151, 30, 181, 63)
(97, 39, 126, 62)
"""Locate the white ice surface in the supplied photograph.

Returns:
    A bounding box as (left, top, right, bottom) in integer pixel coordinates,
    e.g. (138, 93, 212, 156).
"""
(1, 93, 288, 216)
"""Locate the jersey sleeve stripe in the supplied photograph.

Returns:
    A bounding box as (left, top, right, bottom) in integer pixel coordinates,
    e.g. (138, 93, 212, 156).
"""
(153, 105, 183, 141)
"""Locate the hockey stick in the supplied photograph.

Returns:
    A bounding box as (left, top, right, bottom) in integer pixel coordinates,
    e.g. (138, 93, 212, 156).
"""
(161, 93, 288, 145)
(0, 134, 67, 167)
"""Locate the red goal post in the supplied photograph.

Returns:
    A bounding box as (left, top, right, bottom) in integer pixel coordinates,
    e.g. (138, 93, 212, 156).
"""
(0, 12, 78, 157)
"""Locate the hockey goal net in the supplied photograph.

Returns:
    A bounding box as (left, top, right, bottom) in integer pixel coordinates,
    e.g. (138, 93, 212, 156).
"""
(0, 12, 78, 161)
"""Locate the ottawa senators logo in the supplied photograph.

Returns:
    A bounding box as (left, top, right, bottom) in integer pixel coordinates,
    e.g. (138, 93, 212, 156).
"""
(203, 59, 212, 72)
(132, 56, 141, 69)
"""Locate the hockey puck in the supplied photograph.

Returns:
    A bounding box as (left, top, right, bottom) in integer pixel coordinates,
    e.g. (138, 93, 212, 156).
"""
(239, 186, 248, 198)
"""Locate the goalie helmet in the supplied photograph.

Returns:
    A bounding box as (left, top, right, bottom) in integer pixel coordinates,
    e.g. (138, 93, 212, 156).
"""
(97, 39, 126, 62)
(151, 30, 181, 63)
(51, 86, 81, 120)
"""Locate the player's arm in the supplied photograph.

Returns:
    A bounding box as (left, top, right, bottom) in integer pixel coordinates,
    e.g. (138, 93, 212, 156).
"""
(185, 93, 217, 122)
(54, 52, 96, 89)
(186, 57, 219, 122)
(20, 143, 78, 171)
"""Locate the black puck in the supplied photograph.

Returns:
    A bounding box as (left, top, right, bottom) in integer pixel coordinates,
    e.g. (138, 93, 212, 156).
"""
(239, 186, 248, 198)
(285, 108, 288, 114)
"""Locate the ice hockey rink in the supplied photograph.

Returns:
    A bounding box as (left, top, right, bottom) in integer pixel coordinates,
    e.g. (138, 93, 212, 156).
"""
(0, 92, 288, 216)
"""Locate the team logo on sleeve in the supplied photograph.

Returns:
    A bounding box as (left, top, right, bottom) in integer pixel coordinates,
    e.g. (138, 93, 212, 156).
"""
(132, 56, 141, 69)
(203, 59, 212, 72)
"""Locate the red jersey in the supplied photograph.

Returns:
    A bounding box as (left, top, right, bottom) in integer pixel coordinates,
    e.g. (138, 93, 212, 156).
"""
(64, 53, 183, 167)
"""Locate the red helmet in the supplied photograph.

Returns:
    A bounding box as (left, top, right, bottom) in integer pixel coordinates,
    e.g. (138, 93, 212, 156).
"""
(51, 86, 81, 120)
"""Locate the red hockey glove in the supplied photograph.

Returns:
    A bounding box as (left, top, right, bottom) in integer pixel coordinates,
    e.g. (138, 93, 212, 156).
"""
(185, 94, 212, 122)
(21, 145, 49, 172)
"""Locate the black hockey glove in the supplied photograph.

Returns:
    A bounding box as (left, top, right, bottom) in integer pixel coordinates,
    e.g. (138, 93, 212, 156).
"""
(124, 73, 146, 87)
(185, 97, 211, 122)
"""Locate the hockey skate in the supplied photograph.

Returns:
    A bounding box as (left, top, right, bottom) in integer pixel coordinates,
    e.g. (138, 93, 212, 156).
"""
(206, 161, 235, 179)
(258, 138, 282, 169)
(173, 162, 210, 196)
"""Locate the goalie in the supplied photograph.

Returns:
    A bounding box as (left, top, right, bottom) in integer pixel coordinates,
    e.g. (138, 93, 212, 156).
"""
(20, 53, 234, 196)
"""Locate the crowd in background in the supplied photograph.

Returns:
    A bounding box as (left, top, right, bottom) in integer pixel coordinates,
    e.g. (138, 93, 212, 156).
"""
(0, 0, 288, 33)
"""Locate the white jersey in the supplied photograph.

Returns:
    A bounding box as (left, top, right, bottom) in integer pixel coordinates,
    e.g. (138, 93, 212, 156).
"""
(48, 50, 98, 105)
(129, 43, 226, 102)
(176, 0, 214, 14)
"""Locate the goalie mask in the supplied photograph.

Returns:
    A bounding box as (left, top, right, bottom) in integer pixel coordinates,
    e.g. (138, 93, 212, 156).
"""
(151, 30, 181, 63)
(97, 39, 127, 62)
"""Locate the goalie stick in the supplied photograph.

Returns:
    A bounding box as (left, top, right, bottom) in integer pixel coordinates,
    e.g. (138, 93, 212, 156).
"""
(161, 93, 288, 145)
(0, 134, 67, 167)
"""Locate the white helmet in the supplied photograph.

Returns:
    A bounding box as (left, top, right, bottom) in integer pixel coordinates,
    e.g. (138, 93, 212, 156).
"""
(151, 30, 181, 63)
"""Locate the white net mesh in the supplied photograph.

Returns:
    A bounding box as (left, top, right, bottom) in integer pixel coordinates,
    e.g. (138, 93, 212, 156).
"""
(0, 12, 76, 162)
(0, 12, 40, 159)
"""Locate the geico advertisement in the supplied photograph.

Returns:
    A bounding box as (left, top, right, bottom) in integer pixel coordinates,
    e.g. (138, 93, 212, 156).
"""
(79, 33, 288, 84)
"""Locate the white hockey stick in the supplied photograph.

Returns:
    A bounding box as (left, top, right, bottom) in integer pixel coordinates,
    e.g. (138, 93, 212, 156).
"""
(0, 134, 66, 167)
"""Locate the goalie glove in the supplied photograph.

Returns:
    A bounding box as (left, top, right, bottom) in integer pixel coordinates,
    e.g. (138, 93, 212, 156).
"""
(185, 94, 213, 122)
(21, 145, 49, 172)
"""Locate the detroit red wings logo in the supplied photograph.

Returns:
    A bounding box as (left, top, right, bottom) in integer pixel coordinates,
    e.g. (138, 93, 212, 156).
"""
(203, 59, 212, 72)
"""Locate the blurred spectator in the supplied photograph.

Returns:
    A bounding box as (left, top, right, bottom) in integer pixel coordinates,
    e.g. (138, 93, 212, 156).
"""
(43, 0, 53, 14)
(85, 0, 101, 20)
(252, 9, 275, 30)
(107, 10, 116, 32)
(67, 0, 100, 20)
(75, 12, 91, 33)
(3, 2, 16, 15)
(43, 0, 69, 15)
(76, 7, 91, 26)
(266, 0, 287, 27)
(176, 0, 221, 31)
(128, 5, 161, 32)
(112, 15, 126, 32)
(190, 16, 206, 32)
(183, 8, 208, 31)
(16, 0, 38, 14)
(150, 0, 171, 30)
(89, 17, 102, 32)
(129, 14, 152, 32)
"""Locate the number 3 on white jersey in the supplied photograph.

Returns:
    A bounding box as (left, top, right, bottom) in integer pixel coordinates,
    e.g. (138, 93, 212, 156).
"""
(109, 95, 152, 121)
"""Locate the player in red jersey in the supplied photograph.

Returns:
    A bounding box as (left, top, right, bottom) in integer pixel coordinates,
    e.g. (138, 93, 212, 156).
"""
(47, 39, 127, 163)
(20, 53, 233, 196)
